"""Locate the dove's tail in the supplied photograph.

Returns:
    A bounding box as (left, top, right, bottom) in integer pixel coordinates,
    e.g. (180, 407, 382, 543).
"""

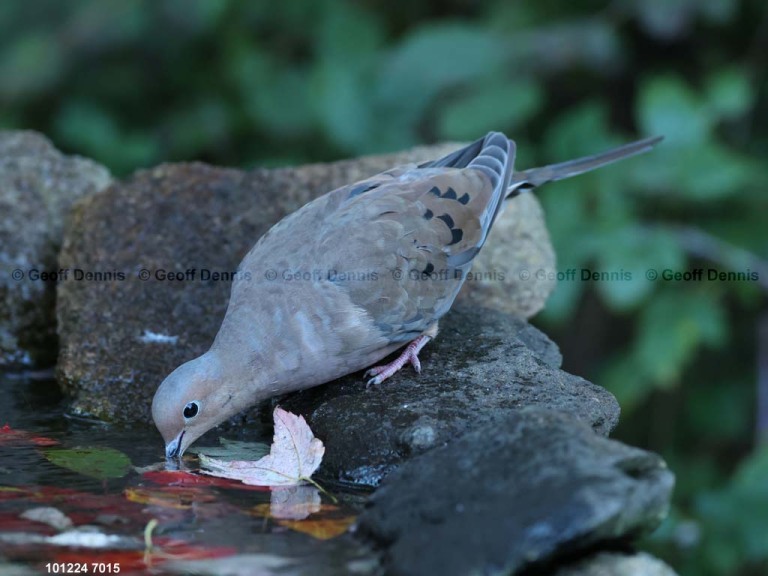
(507, 135, 663, 198)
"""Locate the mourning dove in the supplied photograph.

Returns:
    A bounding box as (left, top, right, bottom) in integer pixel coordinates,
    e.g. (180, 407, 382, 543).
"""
(152, 132, 661, 458)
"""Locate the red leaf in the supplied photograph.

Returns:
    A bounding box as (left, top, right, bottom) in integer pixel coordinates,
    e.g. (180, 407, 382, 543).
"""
(141, 470, 270, 492)
(0, 424, 59, 447)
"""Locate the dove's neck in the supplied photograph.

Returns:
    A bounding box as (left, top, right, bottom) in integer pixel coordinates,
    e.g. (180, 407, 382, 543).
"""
(207, 340, 276, 409)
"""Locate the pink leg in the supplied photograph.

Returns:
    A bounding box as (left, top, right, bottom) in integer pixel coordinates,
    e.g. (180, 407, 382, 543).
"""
(365, 335, 432, 386)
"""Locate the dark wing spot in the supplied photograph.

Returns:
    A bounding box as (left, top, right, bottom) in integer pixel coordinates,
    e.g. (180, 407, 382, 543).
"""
(424, 209, 434, 220)
(458, 193, 470, 205)
(429, 186, 441, 197)
(348, 182, 380, 198)
(437, 213, 455, 229)
(450, 228, 464, 245)
(443, 187, 457, 200)
(424, 262, 435, 275)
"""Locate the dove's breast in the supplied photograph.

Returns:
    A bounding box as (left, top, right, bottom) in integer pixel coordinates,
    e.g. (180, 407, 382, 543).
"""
(213, 266, 401, 394)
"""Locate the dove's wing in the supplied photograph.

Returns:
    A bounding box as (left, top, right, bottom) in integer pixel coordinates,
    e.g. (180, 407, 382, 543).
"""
(305, 132, 515, 343)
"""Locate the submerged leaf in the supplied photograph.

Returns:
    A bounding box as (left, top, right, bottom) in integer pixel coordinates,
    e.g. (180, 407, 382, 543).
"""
(200, 407, 324, 487)
(43, 447, 132, 480)
(124, 487, 217, 510)
(277, 514, 356, 541)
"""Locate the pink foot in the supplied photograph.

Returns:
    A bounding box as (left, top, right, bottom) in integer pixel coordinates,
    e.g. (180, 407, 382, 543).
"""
(365, 335, 432, 386)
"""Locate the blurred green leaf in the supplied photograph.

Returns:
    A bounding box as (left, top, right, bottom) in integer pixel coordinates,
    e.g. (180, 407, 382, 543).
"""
(600, 354, 650, 409)
(596, 226, 685, 310)
(54, 100, 121, 156)
(374, 23, 508, 143)
(544, 100, 615, 159)
(638, 76, 711, 146)
(437, 78, 542, 140)
(313, 63, 375, 152)
(162, 99, 233, 159)
(635, 288, 726, 386)
(244, 67, 316, 137)
(314, 1, 383, 64)
(704, 67, 755, 120)
(54, 100, 159, 172)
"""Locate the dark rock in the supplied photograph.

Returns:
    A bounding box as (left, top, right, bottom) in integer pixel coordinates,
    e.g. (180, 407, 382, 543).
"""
(56, 145, 555, 423)
(282, 307, 616, 486)
(357, 410, 674, 576)
(553, 551, 677, 576)
(0, 131, 111, 367)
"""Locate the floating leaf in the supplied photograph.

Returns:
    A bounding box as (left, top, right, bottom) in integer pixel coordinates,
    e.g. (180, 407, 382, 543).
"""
(200, 408, 324, 487)
(0, 424, 59, 447)
(43, 447, 132, 480)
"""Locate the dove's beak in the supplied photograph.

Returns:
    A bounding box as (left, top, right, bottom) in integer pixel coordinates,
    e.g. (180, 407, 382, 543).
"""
(165, 431, 185, 460)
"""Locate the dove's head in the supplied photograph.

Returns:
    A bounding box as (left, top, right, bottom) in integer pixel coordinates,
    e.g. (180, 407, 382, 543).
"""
(152, 351, 248, 459)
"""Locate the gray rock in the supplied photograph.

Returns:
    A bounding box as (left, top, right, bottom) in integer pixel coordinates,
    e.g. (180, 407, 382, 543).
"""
(357, 410, 674, 576)
(0, 131, 111, 367)
(56, 145, 555, 423)
(554, 551, 678, 576)
(282, 306, 616, 486)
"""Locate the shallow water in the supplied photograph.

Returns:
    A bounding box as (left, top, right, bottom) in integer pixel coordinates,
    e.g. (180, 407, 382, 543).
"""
(0, 371, 377, 576)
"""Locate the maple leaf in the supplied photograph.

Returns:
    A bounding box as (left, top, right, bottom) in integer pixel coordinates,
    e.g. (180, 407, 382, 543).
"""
(199, 407, 324, 487)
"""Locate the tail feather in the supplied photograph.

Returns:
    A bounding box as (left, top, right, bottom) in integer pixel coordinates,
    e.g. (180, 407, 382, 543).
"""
(507, 135, 663, 197)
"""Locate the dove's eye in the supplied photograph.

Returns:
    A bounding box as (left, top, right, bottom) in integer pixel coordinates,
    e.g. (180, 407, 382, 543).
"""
(183, 401, 200, 420)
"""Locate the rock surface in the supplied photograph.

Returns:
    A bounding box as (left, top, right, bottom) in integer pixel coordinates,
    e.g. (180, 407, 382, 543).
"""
(554, 551, 678, 576)
(56, 145, 555, 423)
(0, 131, 111, 367)
(283, 306, 618, 486)
(357, 410, 674, 576)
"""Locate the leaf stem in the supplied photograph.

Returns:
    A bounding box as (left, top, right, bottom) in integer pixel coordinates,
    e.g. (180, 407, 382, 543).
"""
(302, 477, 338, 504)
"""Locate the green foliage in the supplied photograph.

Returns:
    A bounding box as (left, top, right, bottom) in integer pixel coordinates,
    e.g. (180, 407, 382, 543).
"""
(1, 1, 767, 573)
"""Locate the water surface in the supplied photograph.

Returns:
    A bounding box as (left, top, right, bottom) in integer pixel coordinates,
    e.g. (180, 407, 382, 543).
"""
(0, 372, 376, 575)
